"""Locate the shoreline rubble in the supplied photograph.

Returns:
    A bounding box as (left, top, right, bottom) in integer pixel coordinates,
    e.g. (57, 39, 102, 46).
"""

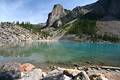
(0, 63, 120, 80)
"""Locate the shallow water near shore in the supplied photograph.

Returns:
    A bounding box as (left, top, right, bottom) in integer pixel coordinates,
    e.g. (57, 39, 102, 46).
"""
(0, 40, 120, 67)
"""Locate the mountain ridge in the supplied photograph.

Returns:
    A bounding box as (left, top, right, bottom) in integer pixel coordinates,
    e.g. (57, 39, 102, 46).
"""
(46, 0, 120, 27)
(44, 0, 120, 42)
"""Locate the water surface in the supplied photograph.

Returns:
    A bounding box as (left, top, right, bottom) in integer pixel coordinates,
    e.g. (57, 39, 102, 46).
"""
(0, 40, 120, 67)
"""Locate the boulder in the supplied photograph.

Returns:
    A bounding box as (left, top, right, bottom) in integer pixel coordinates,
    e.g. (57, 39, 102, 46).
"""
(63, 69, 80, 77)
(89, 73, 108, 80)
(43, 69, 64, 80)
(19, 63, 35, 72)
(43, 69, 73, 80)
(57, 67, 80, 77)
(74, 71, 90, 80)
(0, 62, 21, 80)
(43, 74, 71, 80)
(17, 69, 43, 80)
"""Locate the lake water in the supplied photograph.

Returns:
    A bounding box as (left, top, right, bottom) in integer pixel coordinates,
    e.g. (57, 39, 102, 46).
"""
(0, 40, 120, 67)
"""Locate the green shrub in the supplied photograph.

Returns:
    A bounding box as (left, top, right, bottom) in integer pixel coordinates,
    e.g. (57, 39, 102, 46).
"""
(17, 22, 42, 34)
(41, 31, 52, 38)
(17, 22, 52, 38)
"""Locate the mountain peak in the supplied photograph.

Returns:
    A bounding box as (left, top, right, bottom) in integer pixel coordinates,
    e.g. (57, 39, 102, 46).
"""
(46, 4, 66, 27)
(53, 4, 63, 9)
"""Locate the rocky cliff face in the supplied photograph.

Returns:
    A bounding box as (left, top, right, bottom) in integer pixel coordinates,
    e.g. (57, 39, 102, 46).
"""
(46, 4, 67, 27)
(45, 0, 120, 41)
(72, 0, 120, 20)
(106, 0, 120, 19)
(46, 0, 120, 28)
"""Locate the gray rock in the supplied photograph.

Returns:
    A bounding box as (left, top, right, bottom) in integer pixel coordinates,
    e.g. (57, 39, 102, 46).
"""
(74, 71, 90, 80)
(18, 69, 42, 80)
(72, 0, 120, 20)
(89, 73, 108, 80)
(0, 62, 21, 80)
(46, 4, 67, 27)
(43, 69, 71, 80)
(43, 74, 72, 80)
(0, 62, 20, 72)
(0, 22, 43, 46)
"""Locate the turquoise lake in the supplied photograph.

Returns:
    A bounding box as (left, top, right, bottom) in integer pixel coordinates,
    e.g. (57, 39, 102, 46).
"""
(0, 40, 120, 67)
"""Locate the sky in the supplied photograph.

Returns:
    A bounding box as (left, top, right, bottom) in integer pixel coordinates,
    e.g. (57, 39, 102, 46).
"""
(0, 0, 98, 24)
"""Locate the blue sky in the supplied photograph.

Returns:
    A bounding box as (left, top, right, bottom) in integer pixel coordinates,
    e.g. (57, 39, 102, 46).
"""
(0, 0, 98, 24)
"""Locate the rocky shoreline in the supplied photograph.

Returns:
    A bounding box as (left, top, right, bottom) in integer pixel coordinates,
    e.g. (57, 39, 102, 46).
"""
(0, 63, 120, 80)
(0, 22, 40, 46)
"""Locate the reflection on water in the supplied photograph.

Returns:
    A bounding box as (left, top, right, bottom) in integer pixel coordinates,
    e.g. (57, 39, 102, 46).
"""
(0, 40, 120, 66)
(0, 41, 58, 57)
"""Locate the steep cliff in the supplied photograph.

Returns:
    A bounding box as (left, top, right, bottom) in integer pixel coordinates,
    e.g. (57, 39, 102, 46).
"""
(46, 4, 67, 27)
